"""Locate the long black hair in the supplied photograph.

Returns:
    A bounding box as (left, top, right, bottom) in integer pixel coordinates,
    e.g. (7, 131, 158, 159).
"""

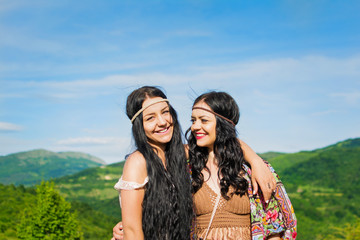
(126, 86, 193, 239)
(186, 91, 248, 200)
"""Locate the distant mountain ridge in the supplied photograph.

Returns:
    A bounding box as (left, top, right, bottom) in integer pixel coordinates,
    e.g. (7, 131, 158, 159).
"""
(258, 151, 286, 160)
(279, 138, 360, 192)
(314, 137, 360, 152)
(0, 149, 106, 186)
(263, 137, 360, 239)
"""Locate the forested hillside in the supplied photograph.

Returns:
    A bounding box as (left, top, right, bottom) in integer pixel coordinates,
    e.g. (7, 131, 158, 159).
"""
(0, 138, 359, 240)
(0, 149, 105, 186)
(266, 138, 360, 239)
(55, 161, 124, 218)
(0, 183, 117, 240)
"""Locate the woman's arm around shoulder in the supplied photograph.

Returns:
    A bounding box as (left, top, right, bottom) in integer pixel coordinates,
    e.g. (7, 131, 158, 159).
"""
(184, 144, 189, 159)
(120, 151, 147, 240)
(238, 139, 277, 203)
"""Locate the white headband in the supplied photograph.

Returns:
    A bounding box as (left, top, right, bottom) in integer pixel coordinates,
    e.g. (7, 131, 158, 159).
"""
(131, 99, 169, 123)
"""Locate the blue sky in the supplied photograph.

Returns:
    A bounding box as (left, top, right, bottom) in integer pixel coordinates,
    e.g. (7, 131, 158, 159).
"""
(1, 0, 359, 163)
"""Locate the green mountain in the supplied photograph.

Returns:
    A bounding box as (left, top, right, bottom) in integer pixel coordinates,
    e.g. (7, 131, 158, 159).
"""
(55, 161, 124, 218)
(267, 138, 360, 190)
(0, 149, 106, 186)
(267, 138, 360, 239)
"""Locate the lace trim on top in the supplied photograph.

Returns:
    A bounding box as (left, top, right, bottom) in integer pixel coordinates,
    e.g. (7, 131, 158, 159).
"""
(196, 225, 251, 240)
(114, 176, 149, 191)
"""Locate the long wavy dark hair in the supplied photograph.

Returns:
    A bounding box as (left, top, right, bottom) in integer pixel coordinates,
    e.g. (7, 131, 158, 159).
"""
(186, 91, 248, 200)
(126, 86, 193, 239)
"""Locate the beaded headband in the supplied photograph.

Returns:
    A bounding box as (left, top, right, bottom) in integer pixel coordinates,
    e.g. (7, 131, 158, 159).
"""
(192, 106, 236, 126)
(131, 99, 169, 123)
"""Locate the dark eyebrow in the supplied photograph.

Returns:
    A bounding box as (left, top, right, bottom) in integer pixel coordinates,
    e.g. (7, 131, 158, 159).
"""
(161, 106, 169, 111)
(191, 115, 211, 119)
(143, 112, 155, 118)
(143, 105, 169, 117)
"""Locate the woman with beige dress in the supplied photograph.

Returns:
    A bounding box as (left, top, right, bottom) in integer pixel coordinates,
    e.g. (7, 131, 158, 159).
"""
(187, 91, 297, 239)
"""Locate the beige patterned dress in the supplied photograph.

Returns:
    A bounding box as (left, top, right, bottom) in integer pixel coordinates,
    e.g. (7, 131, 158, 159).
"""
(193, 182, 251, 240)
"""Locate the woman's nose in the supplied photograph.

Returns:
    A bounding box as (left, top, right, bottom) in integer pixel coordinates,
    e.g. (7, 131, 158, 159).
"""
(192, 120, 200, 130)
(157, 115, 167, 126)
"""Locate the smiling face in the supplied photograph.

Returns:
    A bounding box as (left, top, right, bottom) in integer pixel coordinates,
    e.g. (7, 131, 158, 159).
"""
(191, 101, 217, 151)
(142, 97, 174, 149)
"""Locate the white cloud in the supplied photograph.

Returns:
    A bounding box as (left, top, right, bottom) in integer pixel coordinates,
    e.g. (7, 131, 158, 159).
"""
(330, 91, 360, 104)
(192, 55, 360, 84)
(57, 137, 125, 146)
(2, 55, 360, 104)
(0, 122, 23, 132)
(0, 72, 191, 101)
(311, 110, 338, 116)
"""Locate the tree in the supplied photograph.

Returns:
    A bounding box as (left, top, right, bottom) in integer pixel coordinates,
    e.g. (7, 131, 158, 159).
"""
(17, 181, 83, 240)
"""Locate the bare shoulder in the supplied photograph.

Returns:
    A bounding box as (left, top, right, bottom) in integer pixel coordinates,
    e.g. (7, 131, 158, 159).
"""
(184, 144, 189, 151)
(122, 151, 147, 183)
(238, 138, 249, 148)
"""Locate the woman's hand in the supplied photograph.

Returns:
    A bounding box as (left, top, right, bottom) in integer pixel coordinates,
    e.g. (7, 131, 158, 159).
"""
(250, 158, 276, 202)
(111, 221, 123, 240)
(239, 140, 276, 202)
